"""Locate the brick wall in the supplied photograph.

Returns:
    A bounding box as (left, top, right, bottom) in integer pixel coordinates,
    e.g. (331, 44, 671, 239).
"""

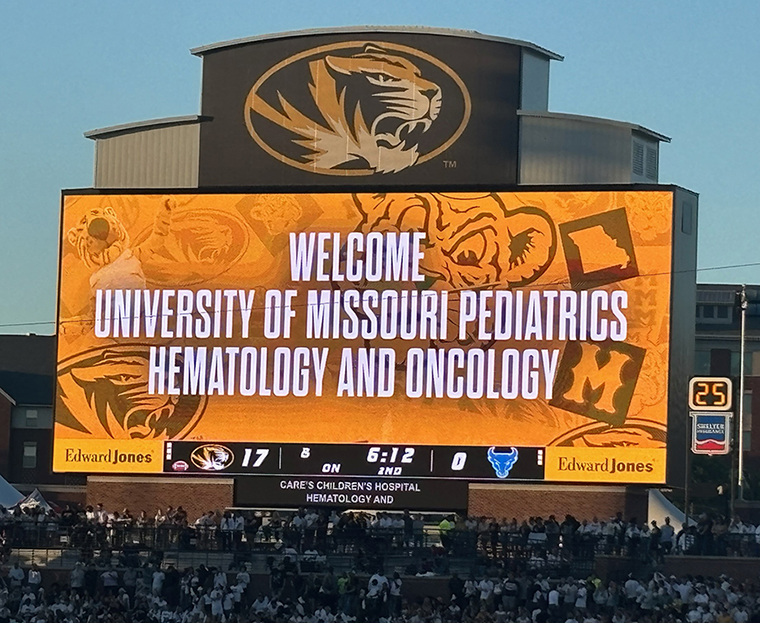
(468, 484, 649, 522)
(87, 476, 234, 521)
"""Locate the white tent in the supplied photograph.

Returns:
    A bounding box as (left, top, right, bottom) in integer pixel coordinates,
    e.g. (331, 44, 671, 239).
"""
(0, 476, 23, 508)
(17, 488, 53, 511)
(648, 489, 695, 527)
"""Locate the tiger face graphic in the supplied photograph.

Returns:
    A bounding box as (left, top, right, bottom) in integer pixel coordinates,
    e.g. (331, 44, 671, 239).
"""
(311, 45, 442, 172)
(246, 42, 469, 175)
(550, 419, 666, 449)
(353, 192, 557, 289)
(56, 346, 206, 440)
(133, 209, 249, 286)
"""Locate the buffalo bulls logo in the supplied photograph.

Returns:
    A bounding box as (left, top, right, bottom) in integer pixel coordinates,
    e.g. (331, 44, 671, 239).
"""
(245, 41, 470, 175)
(487, 447, 519, 479)
(56, 346, 207, 440)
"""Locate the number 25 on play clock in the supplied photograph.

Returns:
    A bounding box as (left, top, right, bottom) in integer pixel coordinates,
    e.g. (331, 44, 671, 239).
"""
(688, 377, 732, 411)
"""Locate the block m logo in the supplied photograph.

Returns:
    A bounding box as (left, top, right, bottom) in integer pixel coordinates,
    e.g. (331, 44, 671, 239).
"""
(550, 341, 646, 426)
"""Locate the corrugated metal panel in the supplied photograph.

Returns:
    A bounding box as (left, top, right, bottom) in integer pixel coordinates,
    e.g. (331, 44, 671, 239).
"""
(93, 123, 200, 189)
(520, 50, 549, 111)
(519, 116, 632, 184)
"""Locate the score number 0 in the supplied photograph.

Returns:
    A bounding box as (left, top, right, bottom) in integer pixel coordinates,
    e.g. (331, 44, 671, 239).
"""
(688, 377, 733, 411)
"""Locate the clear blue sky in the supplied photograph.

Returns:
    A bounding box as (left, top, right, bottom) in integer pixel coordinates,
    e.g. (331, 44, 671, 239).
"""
(1, 0, 758, 334)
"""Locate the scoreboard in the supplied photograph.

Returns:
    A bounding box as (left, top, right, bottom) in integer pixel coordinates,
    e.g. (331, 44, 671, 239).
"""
(165, 441, 545, 480)
(54, 188, 695, 495)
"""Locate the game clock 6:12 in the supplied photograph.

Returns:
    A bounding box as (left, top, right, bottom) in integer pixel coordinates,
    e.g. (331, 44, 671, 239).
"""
(689, 377, 733, 411)
(366, 446, 415, 475)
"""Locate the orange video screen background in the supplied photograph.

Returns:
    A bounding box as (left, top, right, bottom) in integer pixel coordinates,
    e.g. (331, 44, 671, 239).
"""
(55, 191, 673, 481)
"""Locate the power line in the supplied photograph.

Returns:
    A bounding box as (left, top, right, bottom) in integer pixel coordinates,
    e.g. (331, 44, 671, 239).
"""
(1, 257, 758, 331)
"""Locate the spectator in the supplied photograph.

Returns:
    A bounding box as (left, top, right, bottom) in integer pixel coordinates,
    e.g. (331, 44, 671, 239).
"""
(7, 564, 23, 590)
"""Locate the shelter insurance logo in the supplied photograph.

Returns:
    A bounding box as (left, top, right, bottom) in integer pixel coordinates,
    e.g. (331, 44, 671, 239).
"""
(244, 41, 471, 175)
(691, 413, 731, 455)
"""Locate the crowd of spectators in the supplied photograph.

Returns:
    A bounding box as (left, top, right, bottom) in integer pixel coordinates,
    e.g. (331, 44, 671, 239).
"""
(3, 503, 760, 564)
(0, 555, 757, 623)
(0, 505, 759, 621)
(2, 504, 760, 563)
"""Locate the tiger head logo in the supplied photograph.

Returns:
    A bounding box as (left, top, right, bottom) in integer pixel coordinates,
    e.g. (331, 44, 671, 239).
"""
(246, 42, 469, 175)
(190, 444, 235, 471)
(353, 192, 557, 289)
(56, 346, 206, 440)
(550, 419, 667, 449)
(133, 209, 249, 286)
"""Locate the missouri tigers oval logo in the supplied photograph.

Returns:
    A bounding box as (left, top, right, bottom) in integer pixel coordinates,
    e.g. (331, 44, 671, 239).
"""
(190, 444, 235, 471)
(244, 41, 471, 176)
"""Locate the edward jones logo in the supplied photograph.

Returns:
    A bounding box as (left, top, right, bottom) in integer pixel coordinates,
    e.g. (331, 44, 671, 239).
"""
(244, 41, 471, 175)
(545, 447, 666, 483)
(53, 440, 161, 473)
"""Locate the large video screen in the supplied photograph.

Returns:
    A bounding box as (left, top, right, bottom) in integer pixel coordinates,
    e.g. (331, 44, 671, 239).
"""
(55, 190, 674, 483)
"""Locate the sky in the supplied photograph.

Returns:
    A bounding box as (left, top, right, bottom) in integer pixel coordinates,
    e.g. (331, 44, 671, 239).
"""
(0, 0, 758, 334)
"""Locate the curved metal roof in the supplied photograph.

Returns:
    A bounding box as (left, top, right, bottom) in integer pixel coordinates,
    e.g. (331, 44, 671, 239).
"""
(517, 110, 671, 143)
(84, 115, 208, 140)
(190, 26, 563, 61)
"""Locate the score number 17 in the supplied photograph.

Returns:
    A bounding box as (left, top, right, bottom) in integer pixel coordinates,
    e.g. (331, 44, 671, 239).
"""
(241, 448, 270, 468)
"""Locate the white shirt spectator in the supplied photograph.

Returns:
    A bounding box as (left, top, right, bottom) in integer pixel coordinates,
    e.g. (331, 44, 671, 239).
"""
(625, 578, 641, 599)
(236, 569, 250, 587)
(368, 573, 388, 598)
(564, 582, 578, 605)
(390, 577, 402, 597)
(152, 570, 165, 594)
(9, 566, 24, 587)
(234, 515, 245, 532)
(252, 596, 270, 613)
(734, 608, 749, 623)
(575, 585, 588, 609)
(70, 565, 85, 589)
(478, 579, 494, 601)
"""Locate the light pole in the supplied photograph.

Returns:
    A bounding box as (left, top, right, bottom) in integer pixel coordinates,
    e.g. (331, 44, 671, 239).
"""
(738, 284, 747, 500)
